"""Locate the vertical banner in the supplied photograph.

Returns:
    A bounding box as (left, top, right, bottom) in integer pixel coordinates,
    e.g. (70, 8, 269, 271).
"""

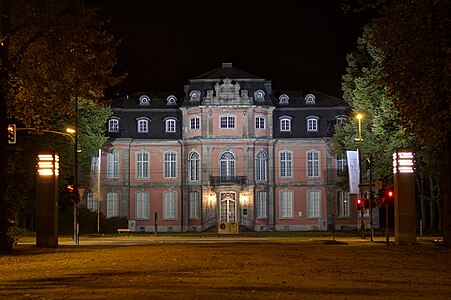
(346, 150, 360, 194)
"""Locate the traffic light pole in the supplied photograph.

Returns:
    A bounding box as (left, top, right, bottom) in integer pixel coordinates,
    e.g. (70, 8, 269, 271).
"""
(73, 95, 79, 246)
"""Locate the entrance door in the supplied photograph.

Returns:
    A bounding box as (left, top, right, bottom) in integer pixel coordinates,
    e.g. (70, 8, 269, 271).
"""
(219, 193, 236, 222)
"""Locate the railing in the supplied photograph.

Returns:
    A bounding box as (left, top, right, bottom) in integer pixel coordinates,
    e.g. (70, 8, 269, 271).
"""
(209, 176, 247, 186)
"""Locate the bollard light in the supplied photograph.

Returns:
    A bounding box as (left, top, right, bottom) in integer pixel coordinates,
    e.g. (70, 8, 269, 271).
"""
(38, 154, 59, 176)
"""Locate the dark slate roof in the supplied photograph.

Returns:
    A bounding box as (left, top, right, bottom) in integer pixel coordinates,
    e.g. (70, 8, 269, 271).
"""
(191, 62, 262, 80)
(111, 91, 181, 109)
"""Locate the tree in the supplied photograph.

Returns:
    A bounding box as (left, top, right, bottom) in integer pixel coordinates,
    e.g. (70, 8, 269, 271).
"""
(369, 0, 451, 247)
(333, 25, 412, 183)
(0, 0, 123, 251)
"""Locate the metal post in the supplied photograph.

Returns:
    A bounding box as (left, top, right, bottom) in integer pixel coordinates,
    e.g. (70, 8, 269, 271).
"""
(154, 212, 158, 236)
(386, 200, 389, 244)
(97, 149, 101, 234)
(73, 95, 79, 245)
(369, 157, 374, 241)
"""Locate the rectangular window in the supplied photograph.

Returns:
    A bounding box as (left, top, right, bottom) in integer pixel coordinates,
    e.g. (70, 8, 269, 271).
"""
(279, 190, 293, 218)
(137, 119, 148, 133)
(279, 151, 292, 178)
(106, 192, 119, 218)
(106, 152, 119, 179)
(220, 116, 235, 129)
(163, 191, 177, 219)
(255, 116, 265, 129)
(86, 192, 98, 212)
(280, 119, 291, 132)
(307, 118, 318, 131)
(164, 152, 177, 178)
(190, 117, 200, 130)
(189, 191, 200, 219)
(337, 190, 350, 217)
(307, 190, 321, 218)
(109, 119, 119, 132)
(136, 152, 149, 178)
(256, 191, 267, 218)
(337, 157, 347, 176)
(307, 151, 320, 178)
(136, 192, 150, 219)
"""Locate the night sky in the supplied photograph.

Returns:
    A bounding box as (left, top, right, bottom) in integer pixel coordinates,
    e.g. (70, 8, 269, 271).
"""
(92, 0, 368, 99)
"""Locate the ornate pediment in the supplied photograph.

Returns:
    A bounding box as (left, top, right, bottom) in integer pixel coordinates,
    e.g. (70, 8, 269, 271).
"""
(204, 78, 251, 105)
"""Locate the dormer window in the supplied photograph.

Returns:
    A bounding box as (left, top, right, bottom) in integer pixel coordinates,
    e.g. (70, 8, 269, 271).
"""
(254, 89, 265, 102)
(137, 117, 150, 133)
(305, 93, 316, 104)
(108, 118, 119, 132)
(167, 95, 177, 106)
(139, 95, 150, 106)
(189, 90, 201, 102)
(164, 117, 177, 133)
(279, 116, 292, 132)
(306, 116, 319, 132)
(279, 94, 289, 105)
(335, 115, 347, 125)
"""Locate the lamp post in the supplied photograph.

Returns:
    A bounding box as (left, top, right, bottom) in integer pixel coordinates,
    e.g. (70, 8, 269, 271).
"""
(67, 126, 78, 245)
(355, 113, 364, 238)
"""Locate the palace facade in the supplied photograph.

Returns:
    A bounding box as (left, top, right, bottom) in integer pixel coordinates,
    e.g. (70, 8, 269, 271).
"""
(88, 63, 358, 232)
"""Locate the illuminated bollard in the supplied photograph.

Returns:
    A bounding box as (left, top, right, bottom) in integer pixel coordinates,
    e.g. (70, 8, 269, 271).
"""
(393, 148, 416, 245)
(36, 152, 59, 247)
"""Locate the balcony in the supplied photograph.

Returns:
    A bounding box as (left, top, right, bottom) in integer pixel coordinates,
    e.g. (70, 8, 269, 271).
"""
(210, 176, 247, 186)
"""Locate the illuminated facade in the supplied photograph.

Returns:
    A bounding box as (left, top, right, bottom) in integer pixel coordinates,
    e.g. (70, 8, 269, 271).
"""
(93, 63, 357, 232)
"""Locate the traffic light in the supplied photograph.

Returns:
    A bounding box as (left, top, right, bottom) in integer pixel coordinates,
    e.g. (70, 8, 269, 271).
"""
(386, 188, 394, 200)
(67, 184, 74, 193)
(7, 124, 16, 144)
(357, 198, 363, 210)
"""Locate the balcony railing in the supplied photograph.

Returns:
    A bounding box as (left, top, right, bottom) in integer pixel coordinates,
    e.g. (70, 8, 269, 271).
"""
(210, 176, 247, 186)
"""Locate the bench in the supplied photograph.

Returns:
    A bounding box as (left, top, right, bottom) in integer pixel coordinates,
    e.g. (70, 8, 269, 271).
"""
(117, 228, 130, 233)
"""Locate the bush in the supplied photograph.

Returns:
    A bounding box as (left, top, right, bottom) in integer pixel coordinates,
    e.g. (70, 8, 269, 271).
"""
(100, 216, 128, 234)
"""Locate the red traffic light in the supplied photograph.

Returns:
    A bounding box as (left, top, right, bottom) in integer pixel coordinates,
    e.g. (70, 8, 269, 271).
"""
(67, 184, 74, 193)
(386, 188, 394, 199)
(357, 198, 363, 210)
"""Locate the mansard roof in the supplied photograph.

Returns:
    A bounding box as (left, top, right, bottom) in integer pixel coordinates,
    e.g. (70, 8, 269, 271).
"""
(191, 62, 263, 80)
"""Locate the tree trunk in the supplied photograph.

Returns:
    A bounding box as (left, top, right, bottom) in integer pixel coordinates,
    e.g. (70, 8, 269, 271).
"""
(416, 173, 427, 231)
(442, 147, 451, 248)
(0, 0, 13, 252)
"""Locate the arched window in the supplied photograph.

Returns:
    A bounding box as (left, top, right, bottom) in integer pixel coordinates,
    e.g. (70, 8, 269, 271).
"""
(165, 118, 176, 133)
(106, 192, 119, 218)
(137, 117, 149, 133)
(136, 191, 150, 219)
(163, 190, 177, 219)
(189, 152, 200, 181)
(255, 151, 267, 182)
(306, 116, 319, 132)
(108, 119, 119, 132)
(220, 151, 235, 178)
(279, 116, 292, 132)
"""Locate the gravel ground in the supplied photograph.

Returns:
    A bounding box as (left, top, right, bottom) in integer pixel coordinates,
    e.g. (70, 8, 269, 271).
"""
(0, 236, 450, 299)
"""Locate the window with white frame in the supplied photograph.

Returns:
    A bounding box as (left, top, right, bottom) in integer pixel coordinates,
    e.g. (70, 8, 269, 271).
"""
(307, 116, 319, 132)
(255, 116, 265, 130)
(337, 190, 350, 217)
(136, 191, 150, 219)
(189, 191, 200, 219)
(108, 119, 119, 132)
(335, 116, 346, 125)
(165, 118, 176, 133)
(307, 189, 321, 218)
(256, 191, 267, 218)
(280, 117, 291, 132)
(189, 116, 200, 130)
(279, 150, 293, 178)
(86, 192, 97, 212)
(163, 190, 177, 219)
(255, 151, 267, 182)
(137, 118, 149, 133)
(106, 192, 119, 218)
(337, 156, 347, 176)
(220, 151, 235, 178)
(136, 152, 149, 179)
(164, 152, 177, 178)
(307, 150, 320, 178)
(189, 152, 200, 181)
(220, 115, 235, 129)
(106, 152, 119, 179)
(279, 190, 293, 218)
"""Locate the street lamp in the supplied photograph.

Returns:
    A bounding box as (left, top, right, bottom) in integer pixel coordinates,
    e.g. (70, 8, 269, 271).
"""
(354, 113, 364, 238)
